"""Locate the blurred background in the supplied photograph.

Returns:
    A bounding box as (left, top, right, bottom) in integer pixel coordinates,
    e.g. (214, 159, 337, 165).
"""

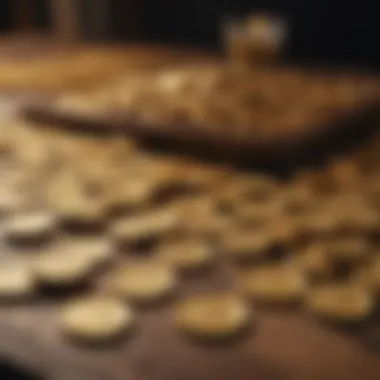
(1, 0, 379, 67)
(0, 2, 379, 380)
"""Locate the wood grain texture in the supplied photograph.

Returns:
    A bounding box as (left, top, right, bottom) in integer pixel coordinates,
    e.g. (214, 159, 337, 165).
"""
(0, 34, 215, 93)
(51, 0, 80, 42)
(0, 231, 378, 380)
(0, 295, 379, 380)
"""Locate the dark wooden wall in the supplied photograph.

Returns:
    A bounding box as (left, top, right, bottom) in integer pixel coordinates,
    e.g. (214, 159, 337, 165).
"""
(1, 0, 379, 67)
(144, 0, 380, 67)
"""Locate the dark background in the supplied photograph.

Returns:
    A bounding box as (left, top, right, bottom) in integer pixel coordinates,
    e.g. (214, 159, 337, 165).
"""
(144, 0, 380, 67)
(0, 0, 378, 67)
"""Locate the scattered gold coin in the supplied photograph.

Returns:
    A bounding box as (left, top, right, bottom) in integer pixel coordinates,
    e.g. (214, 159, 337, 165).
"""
(222, 230, 272, 263)
(277, 186, 315, 216)
(156, 240, 215, 273)
(34, 250, 95, 287)
(106, 177, 155, 212)
(330, 195, 379, 233)
(54, 94, 103, 116)
(293, 245, 332, 281)
(0, 259, 35, 300)
(325, 238, 369, 264)
(0, 189, 28, 217)
(359, 257, 380, 294)
(4, 211, 57, 242)
(301, 210, 341, 237)
(221, 174, 277, 202)
(174, 292, 251, 340)
(53, 195, 106, 227)
(110, 209, 178, 245)
(60, 237, 114, 268)
(60, 296, 134, 343)
(265, 216, 298, 246)
(306, 283, 374, 323)
(239, 265, 307, 305)
(108, 262, 177, 303)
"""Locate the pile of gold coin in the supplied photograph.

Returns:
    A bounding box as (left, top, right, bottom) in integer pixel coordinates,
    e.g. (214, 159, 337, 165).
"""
(50, 64, 379, 136)
(0, 118, 380, 346)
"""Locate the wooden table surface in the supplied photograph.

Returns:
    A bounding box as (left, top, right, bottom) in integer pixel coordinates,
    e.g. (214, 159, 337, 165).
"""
(0, 34, 215, 61)
(0, 274, 379, 380)
(0, 35, 379, 380)
(0, 34, 216, 93)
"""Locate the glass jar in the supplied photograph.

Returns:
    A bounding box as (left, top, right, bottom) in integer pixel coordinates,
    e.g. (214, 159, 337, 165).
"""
(223, 14, 287, 67)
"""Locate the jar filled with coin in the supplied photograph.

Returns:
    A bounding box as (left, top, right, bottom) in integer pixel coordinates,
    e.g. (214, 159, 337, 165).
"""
(222, 13, 287, 67)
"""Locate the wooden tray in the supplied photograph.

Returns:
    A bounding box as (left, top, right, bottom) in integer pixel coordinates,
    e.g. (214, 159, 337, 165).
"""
(24, 65, 380, 169)
(24, 100, 380, 169)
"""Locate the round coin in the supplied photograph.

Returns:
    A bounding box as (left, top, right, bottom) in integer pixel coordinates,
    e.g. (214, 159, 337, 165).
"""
(108, 262, 177, 303)
(60, 296, 134, 343)
(110, 209, 178, 245)
(157, 240, 215, 273)
(222, 230, 273, 263)
(34, 251, 95, 287)
(0, 259, 35, 300)
(60, 237, 113, 268)
(174, 292, 251, 340)
(4, 211, 57, 244)
(306, 283, 374, 323)
(239, 265, 307, 305)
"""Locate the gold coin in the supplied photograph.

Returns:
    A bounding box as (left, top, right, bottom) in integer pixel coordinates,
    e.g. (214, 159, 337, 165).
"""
(0, 259, 35, 299)
(301, 211, 341, 236)
(4, 211, 57, 242)
(54, 94, 99, 116)
(110, 209, 178, 244)
(156, 240, 215, 272)
(236, 201, 280, 226)
(174, 292, 251, 339)
(60, 237, 113, 268)
(329, 195, 379, 232)
(106, 178, 155, 212)
(221, 174, 277, 202)
(173, 195, 216, 220)
(34, 251, 94, 286)
(174, 194, 234, 236)
(361, 257, 380, 294)
(60, 296, 134, 342)
(345, 207, 379, 232)
(266, 216, 298, 246)
(0, 189, 28, 216)
(306, 283, 374, 323)
(47, 175, 106, 226)
(172, 161, 229, 190)
(325, 238, 369, 263)
(239, 265, 307, 304)
(293, 245, 332, 281)
(222, 230, 272, 262)
(180, 207, 233, 238)
(54, 195, 106, 226)
(108, 262, 177, 303)
(276, 186, 315, 216)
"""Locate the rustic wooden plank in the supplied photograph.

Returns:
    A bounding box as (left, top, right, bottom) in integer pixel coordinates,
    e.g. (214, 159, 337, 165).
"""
(11, 0, 36, 31)
(51, 0, 80, 43)
(0, 239, 378, 380)
(0, 303, 379, 380)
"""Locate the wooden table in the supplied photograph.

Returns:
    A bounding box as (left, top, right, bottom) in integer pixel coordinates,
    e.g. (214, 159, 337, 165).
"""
(0, 34, 216, 93)
(0, 280, 379, 380)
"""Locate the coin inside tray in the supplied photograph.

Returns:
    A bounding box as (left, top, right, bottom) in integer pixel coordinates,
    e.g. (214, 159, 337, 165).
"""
(24, 64, 380, 167)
